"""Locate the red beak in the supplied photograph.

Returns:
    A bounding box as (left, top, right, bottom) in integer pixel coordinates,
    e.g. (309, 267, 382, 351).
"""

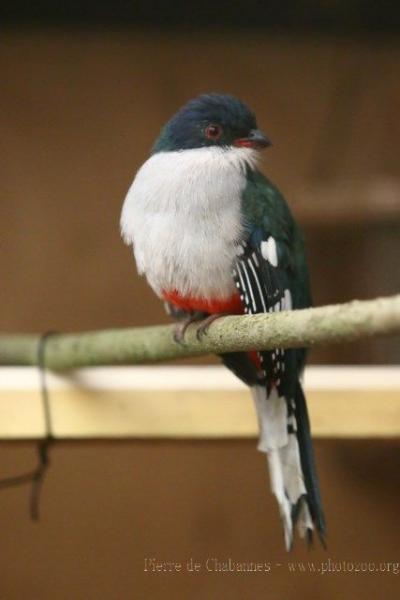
(234, 129, 271, 150)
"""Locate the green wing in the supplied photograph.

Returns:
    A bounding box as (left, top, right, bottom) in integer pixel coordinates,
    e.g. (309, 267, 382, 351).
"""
(242, 167, 312, 313)
(232, 167, 312, 395)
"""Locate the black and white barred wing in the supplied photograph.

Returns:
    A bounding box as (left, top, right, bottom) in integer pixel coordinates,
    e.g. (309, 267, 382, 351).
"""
(233, 234, 325, 550)
(233, 235, 294, 397)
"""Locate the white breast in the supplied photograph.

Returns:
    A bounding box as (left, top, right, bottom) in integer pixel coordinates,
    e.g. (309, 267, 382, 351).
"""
(120, 146, 258, 299)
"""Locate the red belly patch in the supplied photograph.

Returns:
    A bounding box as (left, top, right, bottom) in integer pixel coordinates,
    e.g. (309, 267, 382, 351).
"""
(162, 289, 244, 315)
(163, 289, 262, 370)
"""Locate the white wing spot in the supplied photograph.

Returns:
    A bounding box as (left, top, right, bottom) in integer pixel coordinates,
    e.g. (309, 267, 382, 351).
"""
(261, 237, 278, 267)
(283, 289, 293, 311)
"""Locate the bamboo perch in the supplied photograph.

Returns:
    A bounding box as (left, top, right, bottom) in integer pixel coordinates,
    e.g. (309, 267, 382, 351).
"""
(0, 294, 399, 370)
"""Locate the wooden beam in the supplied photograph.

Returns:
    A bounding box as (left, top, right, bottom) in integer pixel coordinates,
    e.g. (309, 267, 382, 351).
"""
(0, 366, 399, 440)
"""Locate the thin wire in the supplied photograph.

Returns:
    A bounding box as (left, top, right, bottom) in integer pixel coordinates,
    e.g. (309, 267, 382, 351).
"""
(30, 331, 55, 520)
(0, 332, 56, 521)
(37, 331, 54, 440)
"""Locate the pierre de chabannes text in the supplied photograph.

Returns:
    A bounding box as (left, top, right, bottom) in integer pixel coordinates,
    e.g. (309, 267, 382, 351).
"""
(144, 557, 399, 575)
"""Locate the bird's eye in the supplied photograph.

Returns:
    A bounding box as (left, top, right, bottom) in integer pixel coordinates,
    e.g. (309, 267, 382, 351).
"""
(205, 124, 222, 140)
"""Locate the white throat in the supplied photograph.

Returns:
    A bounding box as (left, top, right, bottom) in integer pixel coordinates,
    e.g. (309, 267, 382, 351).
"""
(120, 146, 259, 299)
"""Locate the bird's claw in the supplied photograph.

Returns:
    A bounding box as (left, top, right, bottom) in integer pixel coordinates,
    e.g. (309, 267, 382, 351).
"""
(173, 313, 228, 344)
(195, 321, 212, 341)
(195, 326, 207, 342)
(173, 329, 186, 345)
(173, 316, 199, 345)
(195, 314, 227, 342)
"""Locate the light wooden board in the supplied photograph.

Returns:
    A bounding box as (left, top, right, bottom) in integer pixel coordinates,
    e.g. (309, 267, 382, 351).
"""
(0, 366, 399, 440)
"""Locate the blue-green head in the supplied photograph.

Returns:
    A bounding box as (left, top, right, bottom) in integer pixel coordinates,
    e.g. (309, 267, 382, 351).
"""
(152, 93, 271, 154)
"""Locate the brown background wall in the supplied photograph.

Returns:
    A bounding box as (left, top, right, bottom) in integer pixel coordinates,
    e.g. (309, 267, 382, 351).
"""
(1, 439, 400, 599)
(1, 29, 399, 599)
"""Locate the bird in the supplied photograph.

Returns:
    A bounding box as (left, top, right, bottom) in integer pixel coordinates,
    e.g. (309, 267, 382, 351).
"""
(120, 93, 325, 549)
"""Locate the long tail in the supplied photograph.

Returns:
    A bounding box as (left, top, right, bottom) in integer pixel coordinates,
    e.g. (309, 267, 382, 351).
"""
(251, 381, 326, 550)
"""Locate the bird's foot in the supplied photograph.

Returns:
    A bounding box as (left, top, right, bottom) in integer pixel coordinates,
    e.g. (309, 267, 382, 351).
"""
(173, 316, 202, 345)
(195, 313, 228, 341)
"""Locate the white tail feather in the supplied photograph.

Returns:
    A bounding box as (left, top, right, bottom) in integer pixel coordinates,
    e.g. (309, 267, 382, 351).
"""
(266, 449, 293, 549)
(297, 499, 314, 539)
(251, 385, 313, 549)
(252, 385, 287, 451)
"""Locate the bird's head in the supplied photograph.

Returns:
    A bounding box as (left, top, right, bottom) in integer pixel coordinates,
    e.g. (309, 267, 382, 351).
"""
(152, 93, 271, 154)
